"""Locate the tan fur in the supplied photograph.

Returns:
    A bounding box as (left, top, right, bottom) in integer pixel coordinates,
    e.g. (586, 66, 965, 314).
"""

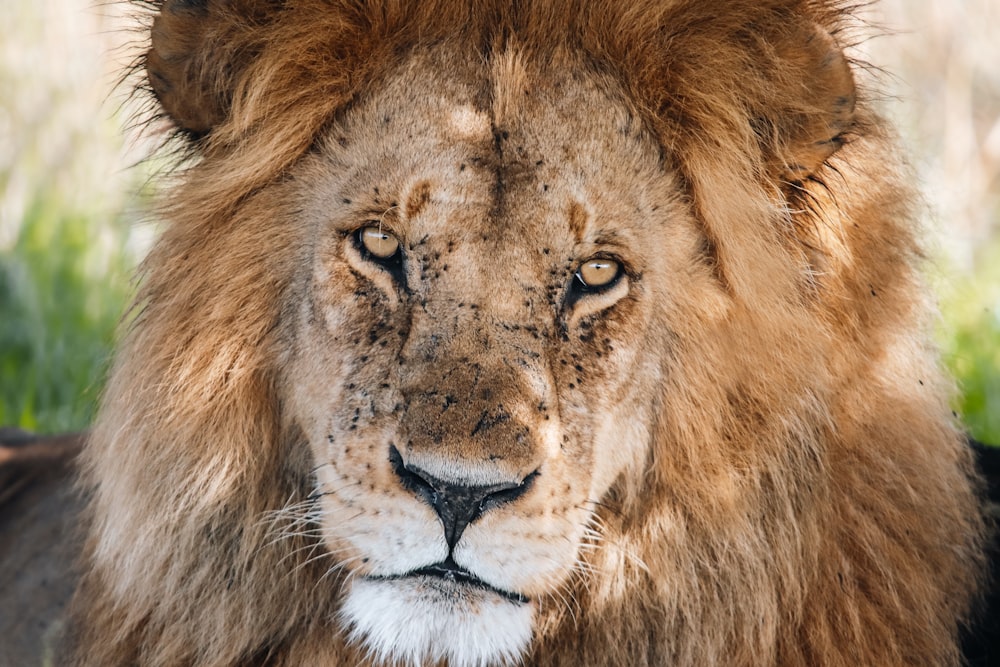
(56, 1, 985, 665)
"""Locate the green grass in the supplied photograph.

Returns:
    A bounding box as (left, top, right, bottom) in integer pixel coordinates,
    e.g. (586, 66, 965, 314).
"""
(939, 239, 1000, 445)
(0, 0, 140, 434)
(0, 194, 133, 433)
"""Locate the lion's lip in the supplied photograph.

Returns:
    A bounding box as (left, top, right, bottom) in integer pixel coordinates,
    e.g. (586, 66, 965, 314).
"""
(373, 558, 529, 605)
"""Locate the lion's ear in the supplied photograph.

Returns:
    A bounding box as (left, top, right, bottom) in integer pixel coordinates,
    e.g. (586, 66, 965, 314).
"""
(146, 0, 272, 139)
(769, 22, 856, 182)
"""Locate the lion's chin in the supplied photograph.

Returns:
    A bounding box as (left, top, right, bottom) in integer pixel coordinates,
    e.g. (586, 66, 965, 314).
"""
(340, 576, 534, 667)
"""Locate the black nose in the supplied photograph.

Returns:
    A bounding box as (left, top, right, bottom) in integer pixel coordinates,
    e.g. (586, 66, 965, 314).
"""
(388, 445, 538, 549)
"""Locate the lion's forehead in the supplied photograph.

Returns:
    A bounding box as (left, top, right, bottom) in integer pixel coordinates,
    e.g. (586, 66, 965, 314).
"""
(313, 48, 667, 266)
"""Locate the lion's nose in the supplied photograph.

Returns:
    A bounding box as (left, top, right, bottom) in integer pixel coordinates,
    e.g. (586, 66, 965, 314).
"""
(388, 445, 538, 549)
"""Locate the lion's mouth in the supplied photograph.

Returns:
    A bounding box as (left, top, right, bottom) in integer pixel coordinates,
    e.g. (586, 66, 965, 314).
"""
(372, 557, 529, 605)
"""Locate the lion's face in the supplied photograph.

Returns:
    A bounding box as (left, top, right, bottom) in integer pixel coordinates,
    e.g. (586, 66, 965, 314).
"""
(281, 50, 702, 665)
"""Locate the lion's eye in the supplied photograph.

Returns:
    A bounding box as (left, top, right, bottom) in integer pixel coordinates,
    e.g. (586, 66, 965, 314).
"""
(575, 258, 621, 290)
(358, 226, 401, 261)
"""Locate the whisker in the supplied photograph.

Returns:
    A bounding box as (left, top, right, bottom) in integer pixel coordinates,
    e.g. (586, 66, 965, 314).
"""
(309, 479, 364, 501)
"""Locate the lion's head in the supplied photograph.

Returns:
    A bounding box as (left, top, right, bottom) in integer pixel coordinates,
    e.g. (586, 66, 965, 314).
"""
(69, 2, 985, 666)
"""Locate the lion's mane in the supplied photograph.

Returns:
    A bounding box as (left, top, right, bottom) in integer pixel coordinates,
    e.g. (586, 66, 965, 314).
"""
(68, 1, 985, 665)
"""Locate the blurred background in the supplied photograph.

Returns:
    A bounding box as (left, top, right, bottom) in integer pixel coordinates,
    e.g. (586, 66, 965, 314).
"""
(0, 0, 998, 442)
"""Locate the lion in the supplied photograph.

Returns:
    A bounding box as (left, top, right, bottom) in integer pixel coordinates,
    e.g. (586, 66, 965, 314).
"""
(0, 0, 989, 665)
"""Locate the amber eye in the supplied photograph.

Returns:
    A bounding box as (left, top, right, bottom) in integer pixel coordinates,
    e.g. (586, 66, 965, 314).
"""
(358, 225, 401, 260)
(576, 258, 621, 289)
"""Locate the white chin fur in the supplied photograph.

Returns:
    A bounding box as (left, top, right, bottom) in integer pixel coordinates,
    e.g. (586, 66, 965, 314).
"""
(340, 576, 534, 667)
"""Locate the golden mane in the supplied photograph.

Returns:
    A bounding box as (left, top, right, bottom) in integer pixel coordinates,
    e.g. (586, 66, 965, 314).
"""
(60, 1, 985, 665)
